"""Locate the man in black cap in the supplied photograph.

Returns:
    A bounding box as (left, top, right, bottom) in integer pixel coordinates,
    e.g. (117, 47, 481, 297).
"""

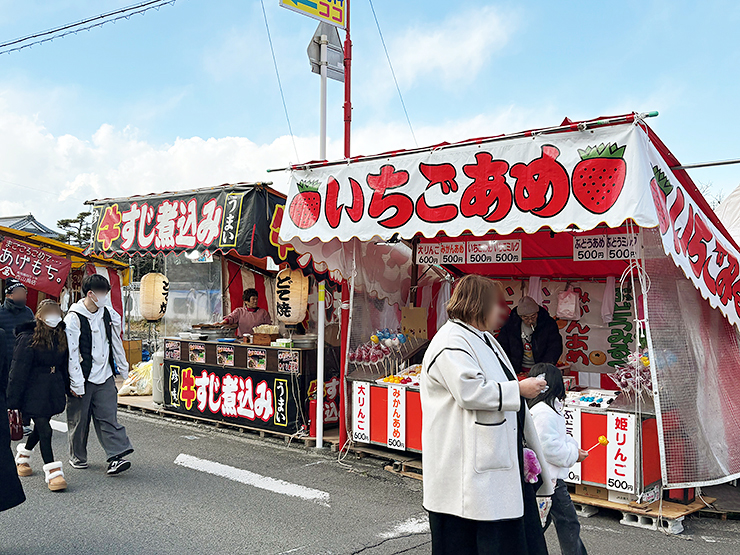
(0, 279, 34, 393)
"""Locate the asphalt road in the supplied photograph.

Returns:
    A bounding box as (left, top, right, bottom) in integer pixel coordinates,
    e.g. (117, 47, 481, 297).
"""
(2, 409, 740, 555)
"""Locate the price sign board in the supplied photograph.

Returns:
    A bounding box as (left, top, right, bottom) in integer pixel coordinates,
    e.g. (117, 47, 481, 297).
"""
(352, 382, 370, 443)
(607, 234, 642, 260)
(563, 406, 582, 484)
(387, 384, 406, 450)
(439, 242, 466, 265)
(573, 235, 607, 262)
(606, 412, 636, 493)
(415, 243, 441, 265)
(466, 240, 522, 264)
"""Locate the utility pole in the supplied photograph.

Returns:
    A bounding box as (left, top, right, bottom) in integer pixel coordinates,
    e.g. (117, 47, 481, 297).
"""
(343, 0, 352, 159)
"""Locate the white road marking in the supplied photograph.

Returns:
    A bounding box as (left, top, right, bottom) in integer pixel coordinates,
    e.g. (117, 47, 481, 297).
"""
(276, 546, 307, 554)
(701, 536, 720, 543)
(50, 420, 68, 433)
(580, 524, 624, 534)
(174, 454, 330, 506)
(378, 516, 430, 539)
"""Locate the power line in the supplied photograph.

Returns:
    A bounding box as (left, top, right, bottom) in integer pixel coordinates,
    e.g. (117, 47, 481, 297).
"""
(368, 0, 417, 147)
(0, 0, 179, 56)
(260, 0, 300, 162)
(0, 178, 89, 204)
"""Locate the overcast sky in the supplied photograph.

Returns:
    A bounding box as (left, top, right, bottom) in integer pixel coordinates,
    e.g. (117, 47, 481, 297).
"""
(0, 0, 738, 231)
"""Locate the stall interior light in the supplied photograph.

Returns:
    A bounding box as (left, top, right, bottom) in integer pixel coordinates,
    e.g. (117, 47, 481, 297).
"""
(185, 249, 202, 261)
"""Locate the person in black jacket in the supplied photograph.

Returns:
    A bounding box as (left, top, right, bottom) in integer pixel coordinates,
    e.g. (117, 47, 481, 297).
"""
(7, 300, 69, 492)
(498, 296, 563, 375)
(0, 327, 25, 511)
(0, 279, 35, 392)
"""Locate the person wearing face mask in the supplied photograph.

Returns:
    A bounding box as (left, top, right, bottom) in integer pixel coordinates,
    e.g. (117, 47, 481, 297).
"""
(0, 279, 35, 394)
(64, 274, 133, 475)
(528, 363, 589, 555)
(421, 275, 553, 555)
(6, 300, 70, 491)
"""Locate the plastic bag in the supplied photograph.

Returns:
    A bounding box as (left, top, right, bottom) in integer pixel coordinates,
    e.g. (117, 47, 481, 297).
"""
(557, 288, 580, 320)
(118, 360, 153, 396)
(537, 496, 552, 528)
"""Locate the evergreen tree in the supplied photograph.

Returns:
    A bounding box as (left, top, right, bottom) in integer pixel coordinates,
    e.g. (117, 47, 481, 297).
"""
(57, 211, 92, 247)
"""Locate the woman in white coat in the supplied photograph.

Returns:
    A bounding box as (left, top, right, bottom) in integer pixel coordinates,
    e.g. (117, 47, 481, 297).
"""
(421, 275, 554, 555)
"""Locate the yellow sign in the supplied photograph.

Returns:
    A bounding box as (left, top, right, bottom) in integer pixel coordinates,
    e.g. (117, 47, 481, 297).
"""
(280, 0, 346, 29)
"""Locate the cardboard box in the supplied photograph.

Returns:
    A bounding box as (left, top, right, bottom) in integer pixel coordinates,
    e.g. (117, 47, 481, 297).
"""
(574, 484, 609, 500)
(401, 307, 428, 339)
(608, 490, 637, 505)
(123, 340, 142, 367)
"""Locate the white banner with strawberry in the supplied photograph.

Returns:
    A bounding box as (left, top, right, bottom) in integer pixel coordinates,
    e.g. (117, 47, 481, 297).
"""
(281, 125, 659, 242)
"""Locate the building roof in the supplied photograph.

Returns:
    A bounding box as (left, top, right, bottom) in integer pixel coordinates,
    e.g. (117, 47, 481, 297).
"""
(0, 214, 58, 238)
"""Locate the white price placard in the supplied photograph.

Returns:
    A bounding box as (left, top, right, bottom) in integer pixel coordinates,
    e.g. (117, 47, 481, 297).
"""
(606, 412, 636, 493)
(415, 243, 441, 265)
(387, 385, 406, 451)
(563, 406, 582, 484)
(439, 242, 466, 265)
(606, 234, 642, 260)
(351, 382, 370, 443)
(466, 240, 522, 264)
(573, 235, 607, 262)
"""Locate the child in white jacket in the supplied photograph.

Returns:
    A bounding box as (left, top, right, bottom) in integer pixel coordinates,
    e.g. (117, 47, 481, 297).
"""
(528, 363, 589, 555)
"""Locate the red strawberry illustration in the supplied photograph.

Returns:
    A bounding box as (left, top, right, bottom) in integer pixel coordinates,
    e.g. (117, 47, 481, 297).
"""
(572, 143, 627, 214)
(649, 166, 673, 234)
(288, 180, 321, 229)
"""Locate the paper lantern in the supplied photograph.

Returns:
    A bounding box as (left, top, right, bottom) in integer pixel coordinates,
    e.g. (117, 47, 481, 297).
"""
(275, 268, 308, 325)
(140, 272, 169, 322)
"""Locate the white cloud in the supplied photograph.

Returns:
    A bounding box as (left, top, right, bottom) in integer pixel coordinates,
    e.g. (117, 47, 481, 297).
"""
(0, 88, 557, 232)
(388, 6, 516, 89)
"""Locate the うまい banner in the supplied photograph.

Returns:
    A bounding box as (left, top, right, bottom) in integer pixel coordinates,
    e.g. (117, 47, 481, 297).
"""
(279, 124, 660, 244)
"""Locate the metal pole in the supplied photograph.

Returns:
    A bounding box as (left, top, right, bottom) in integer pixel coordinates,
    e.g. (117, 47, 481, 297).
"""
(343, 0, 352, 159)
(320, 34, 328, 160)
(316, 282, 326, 448)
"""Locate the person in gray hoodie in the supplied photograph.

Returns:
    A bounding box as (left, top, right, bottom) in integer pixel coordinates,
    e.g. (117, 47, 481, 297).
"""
(64, 274, 133, 475)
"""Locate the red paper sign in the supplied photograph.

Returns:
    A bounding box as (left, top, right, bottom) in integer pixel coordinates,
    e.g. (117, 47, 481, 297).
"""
(0, 238, 72, 297)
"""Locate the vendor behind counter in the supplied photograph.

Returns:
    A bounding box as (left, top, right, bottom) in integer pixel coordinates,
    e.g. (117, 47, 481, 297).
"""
(221, 288, 272, 336)
(498, 296, 563, 374)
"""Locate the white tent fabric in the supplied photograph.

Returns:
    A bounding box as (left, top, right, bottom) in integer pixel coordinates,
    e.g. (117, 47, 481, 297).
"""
(714, 183, 740, 243)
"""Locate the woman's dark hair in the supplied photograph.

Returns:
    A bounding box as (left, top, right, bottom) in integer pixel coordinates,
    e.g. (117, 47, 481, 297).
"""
(446, 275, 504, 328)
(243, 288, 259, 302)
(82, 274, 111, 296)
(526, 363, 566, 410)
(32, 300, 67, 353)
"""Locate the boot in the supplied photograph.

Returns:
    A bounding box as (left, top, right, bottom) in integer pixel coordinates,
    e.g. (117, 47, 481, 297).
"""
(15, 444, 33, 477)
(43, 462, 67, 492)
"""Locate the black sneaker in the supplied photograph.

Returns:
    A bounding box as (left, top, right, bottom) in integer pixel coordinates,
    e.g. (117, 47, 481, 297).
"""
(69, 459, 89, 469)
(106, 459, 131, 475)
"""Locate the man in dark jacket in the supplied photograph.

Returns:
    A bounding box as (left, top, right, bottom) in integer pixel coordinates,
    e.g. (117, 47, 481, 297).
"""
(0, 279, 35, 391)
(499, 296, 563, 375)
(0, 328, 25, 511)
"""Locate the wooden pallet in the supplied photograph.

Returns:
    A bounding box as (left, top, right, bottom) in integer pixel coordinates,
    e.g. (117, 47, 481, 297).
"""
(570, 493, 716, 534)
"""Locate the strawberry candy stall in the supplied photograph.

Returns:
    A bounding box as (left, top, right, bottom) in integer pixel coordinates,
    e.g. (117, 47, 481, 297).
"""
(278, 113, 740, 523)
(87, 183, 341, 434)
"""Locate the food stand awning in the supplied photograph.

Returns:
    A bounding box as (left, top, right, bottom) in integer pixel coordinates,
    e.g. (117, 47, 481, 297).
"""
(86, 182, 303, 270)
(278, 113, 740, 330)
(278, 112, 740, 490)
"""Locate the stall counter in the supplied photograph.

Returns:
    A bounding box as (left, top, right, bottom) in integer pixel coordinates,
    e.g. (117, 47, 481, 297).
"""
(163, 338, 324, 433)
